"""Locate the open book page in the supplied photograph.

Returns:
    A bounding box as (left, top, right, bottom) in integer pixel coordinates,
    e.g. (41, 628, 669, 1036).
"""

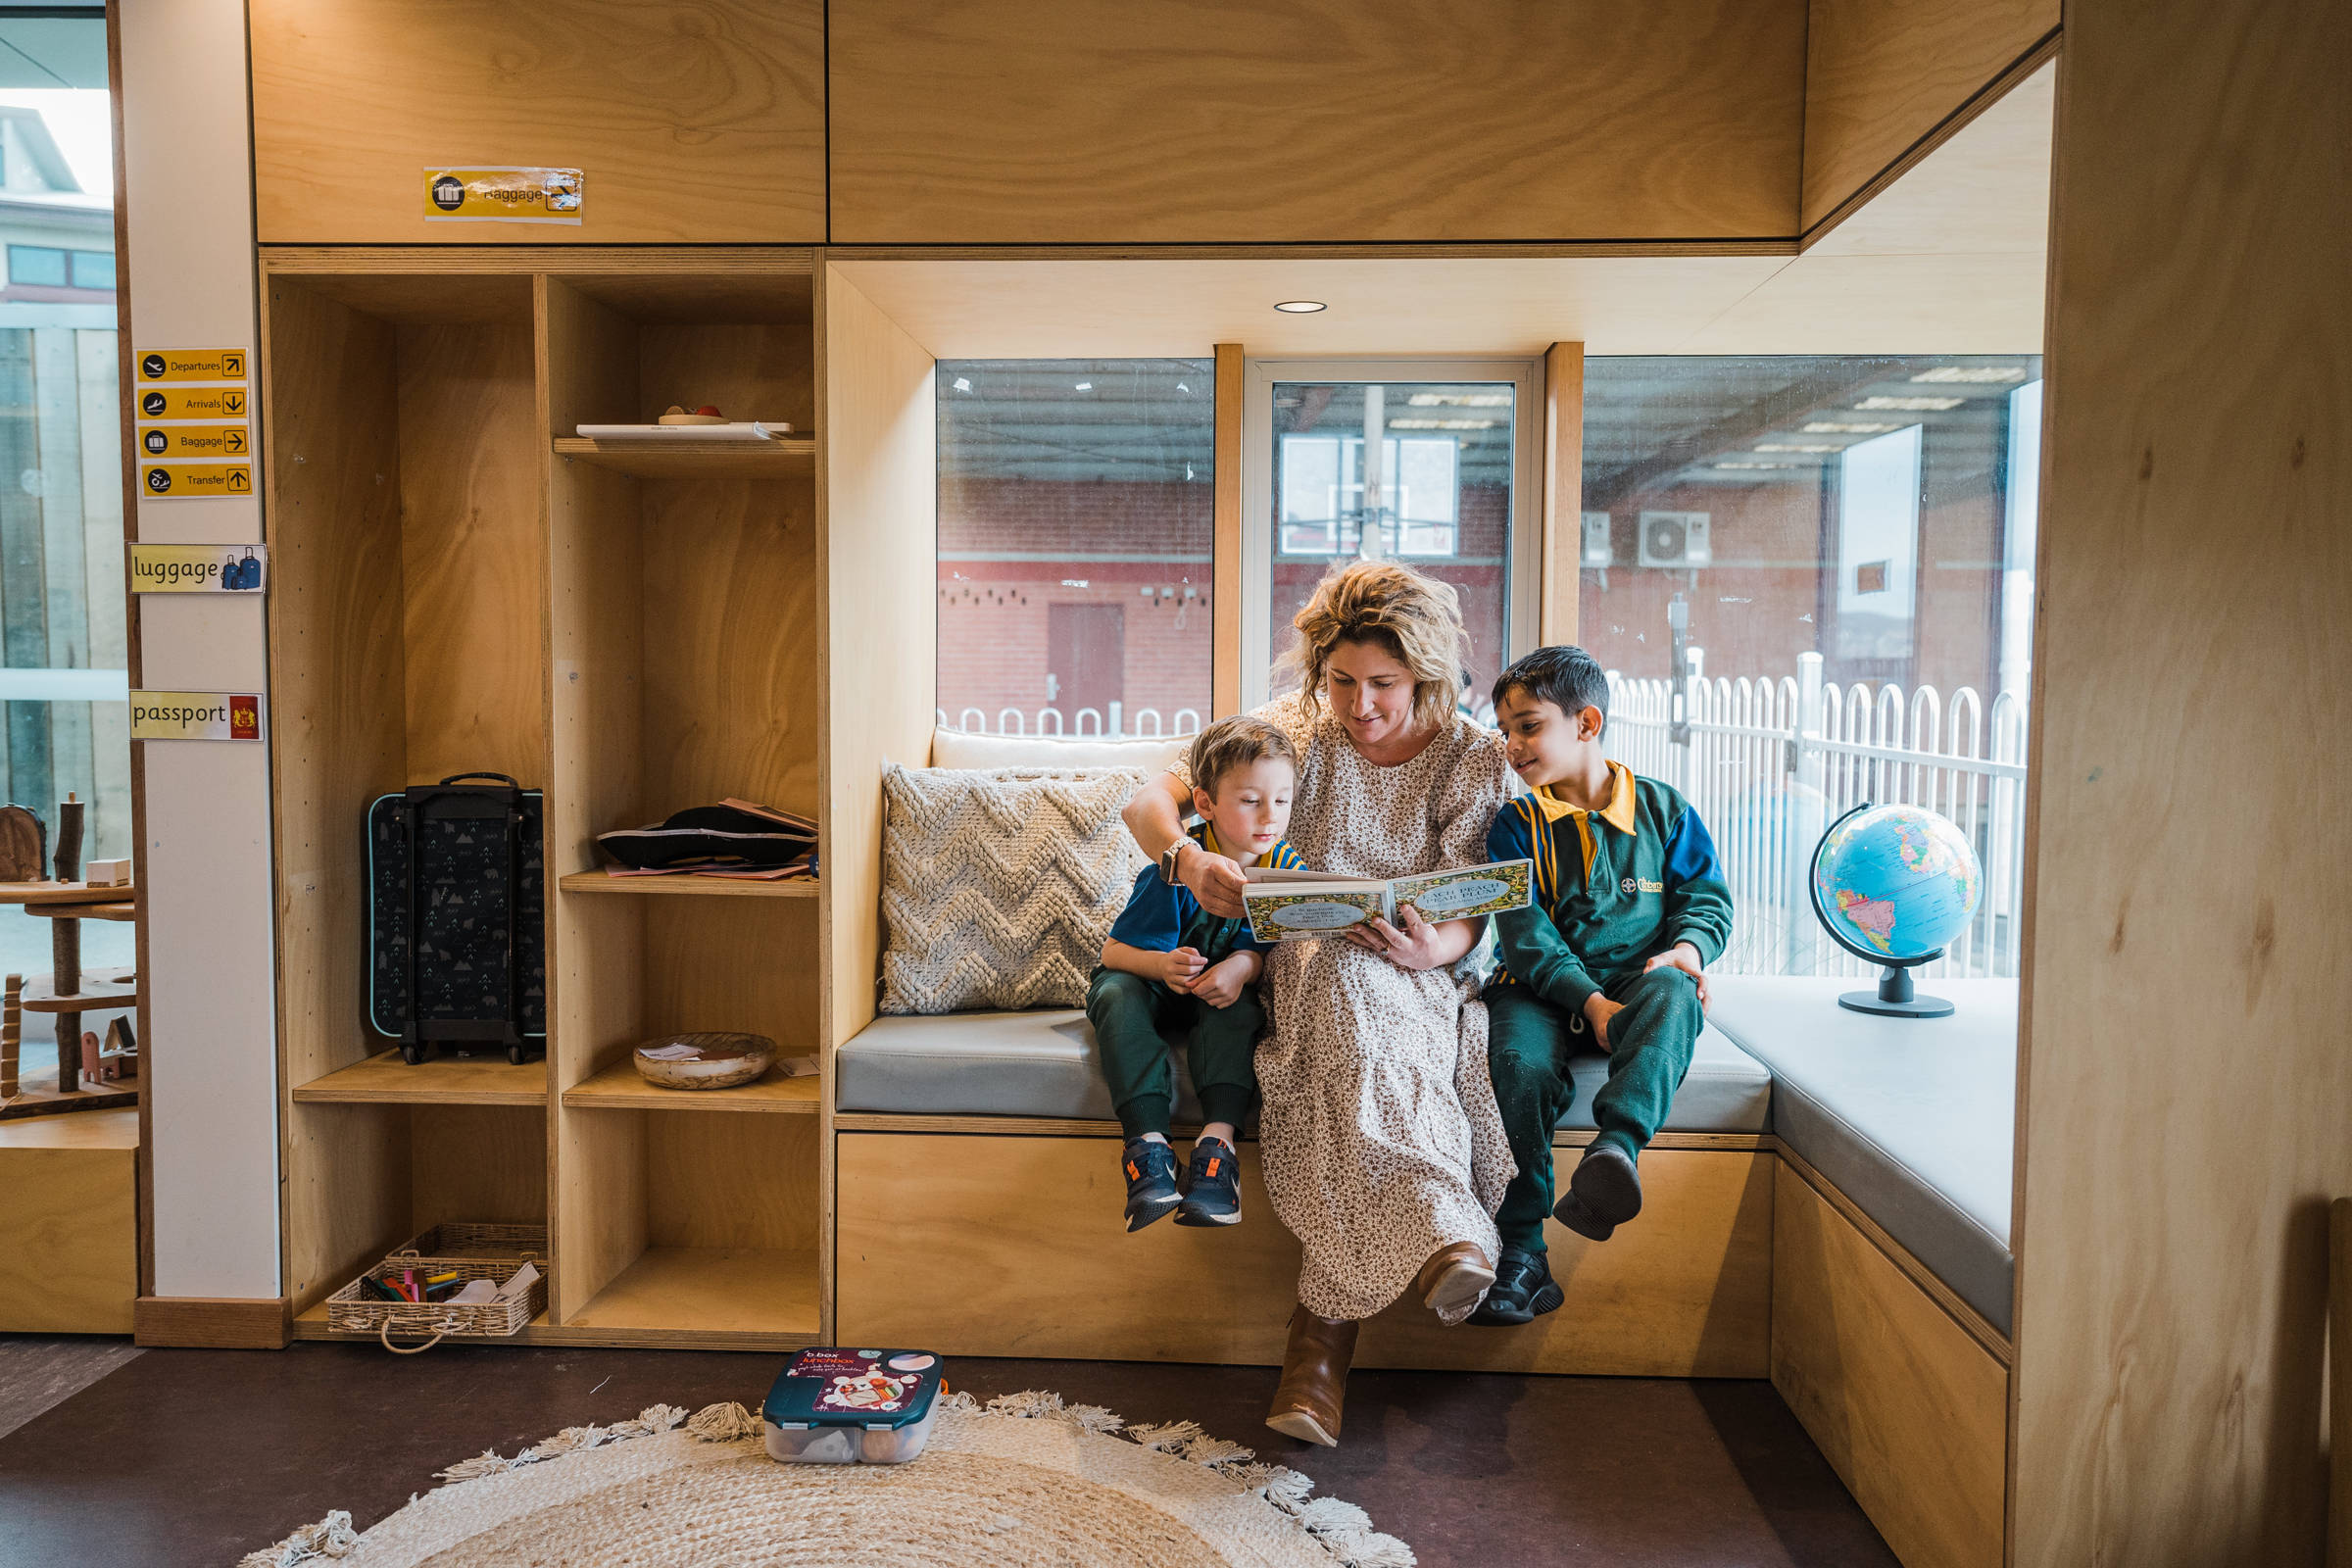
(1392, 858, 1534, 922)
(1239, 858, 1533, 942)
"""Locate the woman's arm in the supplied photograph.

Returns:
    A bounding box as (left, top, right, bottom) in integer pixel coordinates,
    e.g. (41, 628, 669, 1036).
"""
(1121, 771, 1250, 918)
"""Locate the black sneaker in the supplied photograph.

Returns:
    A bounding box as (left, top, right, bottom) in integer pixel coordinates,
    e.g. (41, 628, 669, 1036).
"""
(1174, 1137, 1243, 1227)
(1467, 1245, 1564, 1326)
(1123, 1139, 1183, 1233)
(1553, 1143, 1642, 1243)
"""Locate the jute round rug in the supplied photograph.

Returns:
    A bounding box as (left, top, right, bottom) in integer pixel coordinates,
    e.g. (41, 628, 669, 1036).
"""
(237, 1391, 1413, 1568)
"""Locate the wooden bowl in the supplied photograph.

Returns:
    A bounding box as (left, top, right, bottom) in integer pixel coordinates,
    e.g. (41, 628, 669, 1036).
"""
(631, 1032, 776, 1091)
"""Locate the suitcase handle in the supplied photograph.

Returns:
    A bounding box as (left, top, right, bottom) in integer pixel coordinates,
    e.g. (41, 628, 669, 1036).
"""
(438, 772, 520, 790)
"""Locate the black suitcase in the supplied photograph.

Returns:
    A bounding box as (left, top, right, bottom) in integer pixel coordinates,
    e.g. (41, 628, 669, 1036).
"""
(367, 772, 546, 1063)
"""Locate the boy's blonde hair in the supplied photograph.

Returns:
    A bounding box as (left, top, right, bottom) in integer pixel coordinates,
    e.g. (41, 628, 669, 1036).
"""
(1187, 714, 1298, 799)
(1280, 560, 1467, 736)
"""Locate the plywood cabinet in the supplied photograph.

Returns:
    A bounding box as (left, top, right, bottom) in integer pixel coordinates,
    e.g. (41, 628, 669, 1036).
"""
(825, 0, 1808, 244)
(249, 1, 825, 243)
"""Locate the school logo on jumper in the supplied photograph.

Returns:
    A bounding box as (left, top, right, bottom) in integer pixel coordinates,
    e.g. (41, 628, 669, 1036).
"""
(1623, 876, 1664, 894)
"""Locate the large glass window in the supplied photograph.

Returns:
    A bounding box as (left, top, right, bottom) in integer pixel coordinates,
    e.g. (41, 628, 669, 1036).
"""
(936, 360, 1213, 738)
(1249, 363, 1539, 719)
(1583, 355, 2042, 980)
(0, 30, 133, 997)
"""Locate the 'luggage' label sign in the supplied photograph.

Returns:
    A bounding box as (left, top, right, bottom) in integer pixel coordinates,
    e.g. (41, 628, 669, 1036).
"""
(424, 167, 584, 225)
(135, 348, 246, 383)
(129, 691, 264, 742)
(130, 543, 267, 594)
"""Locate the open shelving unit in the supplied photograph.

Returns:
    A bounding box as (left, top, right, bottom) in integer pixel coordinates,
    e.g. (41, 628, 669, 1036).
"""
(263, 248, 937, 1349)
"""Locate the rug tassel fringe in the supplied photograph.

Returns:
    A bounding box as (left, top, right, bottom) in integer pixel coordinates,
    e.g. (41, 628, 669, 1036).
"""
(234, 1508, 357, 1568)
(432, 1403, 688, 1485)
(961, 1389, 1415, 1566)
(687, 1400, 762, 1443)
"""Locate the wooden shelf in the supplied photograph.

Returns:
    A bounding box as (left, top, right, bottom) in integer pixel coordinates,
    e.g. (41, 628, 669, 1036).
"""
(292, 1049, 548, 1106)
(19, 968, 137, 1014)
(0, 880, 136, 906)
(552, 436, 814, 479)
(560, 870, 817, 899)
(564, 1057, 819, 1114)
(25, 901, 134, 922)
(566, 1247, 819, 1340)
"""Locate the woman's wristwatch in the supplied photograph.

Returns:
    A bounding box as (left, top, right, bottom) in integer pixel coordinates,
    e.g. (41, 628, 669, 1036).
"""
(1159, 839, 1191, 885)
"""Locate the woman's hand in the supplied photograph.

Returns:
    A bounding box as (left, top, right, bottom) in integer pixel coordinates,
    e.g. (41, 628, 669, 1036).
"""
(1343, 905, 1467, 972)
(1178, 841, 1251, 919)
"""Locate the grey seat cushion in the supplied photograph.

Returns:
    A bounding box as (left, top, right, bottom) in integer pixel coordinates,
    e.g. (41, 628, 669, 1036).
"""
(1705, 975, 2016, 1334)
(836, 1004, 1772, 1134)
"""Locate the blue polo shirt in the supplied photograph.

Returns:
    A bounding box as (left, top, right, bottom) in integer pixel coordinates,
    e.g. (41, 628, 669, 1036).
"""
(1105, 822, 1305, 971)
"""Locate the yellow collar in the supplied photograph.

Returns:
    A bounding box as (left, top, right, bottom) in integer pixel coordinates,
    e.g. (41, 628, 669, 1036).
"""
(1531, 761, 1639, 834)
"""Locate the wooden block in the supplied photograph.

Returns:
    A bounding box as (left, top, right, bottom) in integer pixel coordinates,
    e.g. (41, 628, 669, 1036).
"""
(0, 1109, 138, 1333)
(837, 1132, 1772, 1375)
(1771, 1161, 2005, 1568)
(133, 1295, 293, 1349)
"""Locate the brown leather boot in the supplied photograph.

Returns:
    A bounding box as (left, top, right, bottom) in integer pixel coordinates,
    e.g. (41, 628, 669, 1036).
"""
(1415, 1241, 1496, 1321)
(1265, 1302, 1357, 1446)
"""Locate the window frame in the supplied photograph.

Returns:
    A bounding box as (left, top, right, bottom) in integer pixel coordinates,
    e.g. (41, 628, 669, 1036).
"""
(1239, 356, 1544, 711)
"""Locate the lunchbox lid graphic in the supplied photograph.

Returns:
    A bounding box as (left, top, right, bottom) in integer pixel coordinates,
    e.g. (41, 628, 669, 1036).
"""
(762, 1348, 942, 1431)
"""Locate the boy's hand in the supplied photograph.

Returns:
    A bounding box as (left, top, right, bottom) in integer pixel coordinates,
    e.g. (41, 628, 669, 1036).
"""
(1189, 954, 1252, 1009)
(1583, 993, 1626, 1049)
(1643, 941, 1711, 1008)
(1159, 947, 1208, 991)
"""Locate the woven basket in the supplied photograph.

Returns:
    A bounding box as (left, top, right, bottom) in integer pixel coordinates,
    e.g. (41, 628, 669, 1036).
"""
(325, 1223, 549, 1352)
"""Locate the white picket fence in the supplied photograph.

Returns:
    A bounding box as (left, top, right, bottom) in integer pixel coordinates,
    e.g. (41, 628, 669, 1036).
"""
(934, 703, 1204, 738)
(1606, 651, 2030, 980)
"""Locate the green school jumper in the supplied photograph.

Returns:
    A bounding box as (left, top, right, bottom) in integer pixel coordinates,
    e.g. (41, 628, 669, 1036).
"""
(1482, 762, 1734, 1253)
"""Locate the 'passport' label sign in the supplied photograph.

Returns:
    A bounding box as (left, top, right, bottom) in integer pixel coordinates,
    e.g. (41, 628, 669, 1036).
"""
(130, 691, 263, 742)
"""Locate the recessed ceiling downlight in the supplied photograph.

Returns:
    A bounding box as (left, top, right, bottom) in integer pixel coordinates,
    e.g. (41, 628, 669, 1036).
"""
(1273, 300, 1327, 314)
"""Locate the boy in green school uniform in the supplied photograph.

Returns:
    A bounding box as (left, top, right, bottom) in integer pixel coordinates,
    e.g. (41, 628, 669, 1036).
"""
(1087, 715, 1304, 1233)
(1471, 646, 1734, 1325)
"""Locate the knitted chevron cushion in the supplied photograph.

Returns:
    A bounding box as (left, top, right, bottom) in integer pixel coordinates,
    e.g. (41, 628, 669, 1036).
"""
(879, 765, 1150, 1014)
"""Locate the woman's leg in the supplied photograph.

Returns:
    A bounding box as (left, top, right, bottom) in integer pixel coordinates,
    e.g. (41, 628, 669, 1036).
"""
(1265, 1301, 1358, 1447)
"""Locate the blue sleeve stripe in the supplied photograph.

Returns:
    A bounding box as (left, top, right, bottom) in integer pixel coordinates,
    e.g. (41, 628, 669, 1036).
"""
(1662, 803, 1725, 887)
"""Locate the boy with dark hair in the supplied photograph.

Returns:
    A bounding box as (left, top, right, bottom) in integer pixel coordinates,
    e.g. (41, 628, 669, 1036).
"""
(1470, 645, 1734, 1325)
(1089, 715, 1304, 1233)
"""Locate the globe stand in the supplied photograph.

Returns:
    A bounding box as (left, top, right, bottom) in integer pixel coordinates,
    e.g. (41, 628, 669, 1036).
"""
(1840, 959, 1955, 1018)
(1810, 802, 1964, 1021)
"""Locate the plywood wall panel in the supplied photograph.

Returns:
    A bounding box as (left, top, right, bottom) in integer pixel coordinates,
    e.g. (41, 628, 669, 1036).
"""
(827, 0, 1807, 244)
(1800, 0, 2058, 236)
(249, 0, 825, 243)
(2010, 0, 2352, 1560)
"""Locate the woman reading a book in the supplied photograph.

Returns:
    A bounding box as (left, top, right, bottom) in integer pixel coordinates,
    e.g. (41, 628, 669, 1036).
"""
(1121, 559, 1516, 1447)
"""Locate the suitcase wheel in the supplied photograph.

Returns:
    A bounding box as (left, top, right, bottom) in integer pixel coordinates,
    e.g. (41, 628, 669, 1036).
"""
(400, 1042, 427, 1065)
(508, 1043, 528, 1065)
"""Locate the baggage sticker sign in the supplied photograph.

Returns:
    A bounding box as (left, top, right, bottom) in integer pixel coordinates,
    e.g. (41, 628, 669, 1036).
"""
(424, 167, 584, 224)
(141, 463, 253, 499)
(130, 543, 266, 594)
(138, 422, 250, 460)
(135, 348, 246, 383)
(130, 691, 263, 742)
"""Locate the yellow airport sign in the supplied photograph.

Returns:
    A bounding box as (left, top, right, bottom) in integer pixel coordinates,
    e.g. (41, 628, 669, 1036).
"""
(138, 422, 250, 460)
(140, 463, 254, 499)
(138, 385, 248, 419)
(424, 167, 583, 224)
(135, 347, 248, 383)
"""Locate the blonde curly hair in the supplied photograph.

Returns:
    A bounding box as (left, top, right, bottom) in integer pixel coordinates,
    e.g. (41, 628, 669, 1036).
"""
(1281, 560, 1467, 736)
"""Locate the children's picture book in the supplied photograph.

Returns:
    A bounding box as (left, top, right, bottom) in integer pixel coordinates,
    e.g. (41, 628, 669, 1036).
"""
(1241, 858, 1534, 943)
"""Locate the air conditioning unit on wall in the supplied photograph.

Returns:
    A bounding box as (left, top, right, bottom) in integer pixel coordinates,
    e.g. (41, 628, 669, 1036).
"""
(1638, 511, 1711, 568)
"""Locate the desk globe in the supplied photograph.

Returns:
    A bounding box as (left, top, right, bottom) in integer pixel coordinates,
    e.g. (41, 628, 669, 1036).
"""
(1808, 802, 1984, 1017)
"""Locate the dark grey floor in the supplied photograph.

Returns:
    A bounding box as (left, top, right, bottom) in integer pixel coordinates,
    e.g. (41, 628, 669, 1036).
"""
(0, 1335, 143, 1440)
(0, 1340, 1897, 1567)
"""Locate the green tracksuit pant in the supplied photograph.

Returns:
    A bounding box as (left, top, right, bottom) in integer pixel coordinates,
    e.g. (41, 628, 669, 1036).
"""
(1085, 967, 1262, 1141)
(1487, 965, 1703, 1253)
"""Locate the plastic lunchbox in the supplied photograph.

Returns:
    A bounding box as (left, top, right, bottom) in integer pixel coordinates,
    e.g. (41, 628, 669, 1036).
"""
(761, 1347, 946, 1464)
